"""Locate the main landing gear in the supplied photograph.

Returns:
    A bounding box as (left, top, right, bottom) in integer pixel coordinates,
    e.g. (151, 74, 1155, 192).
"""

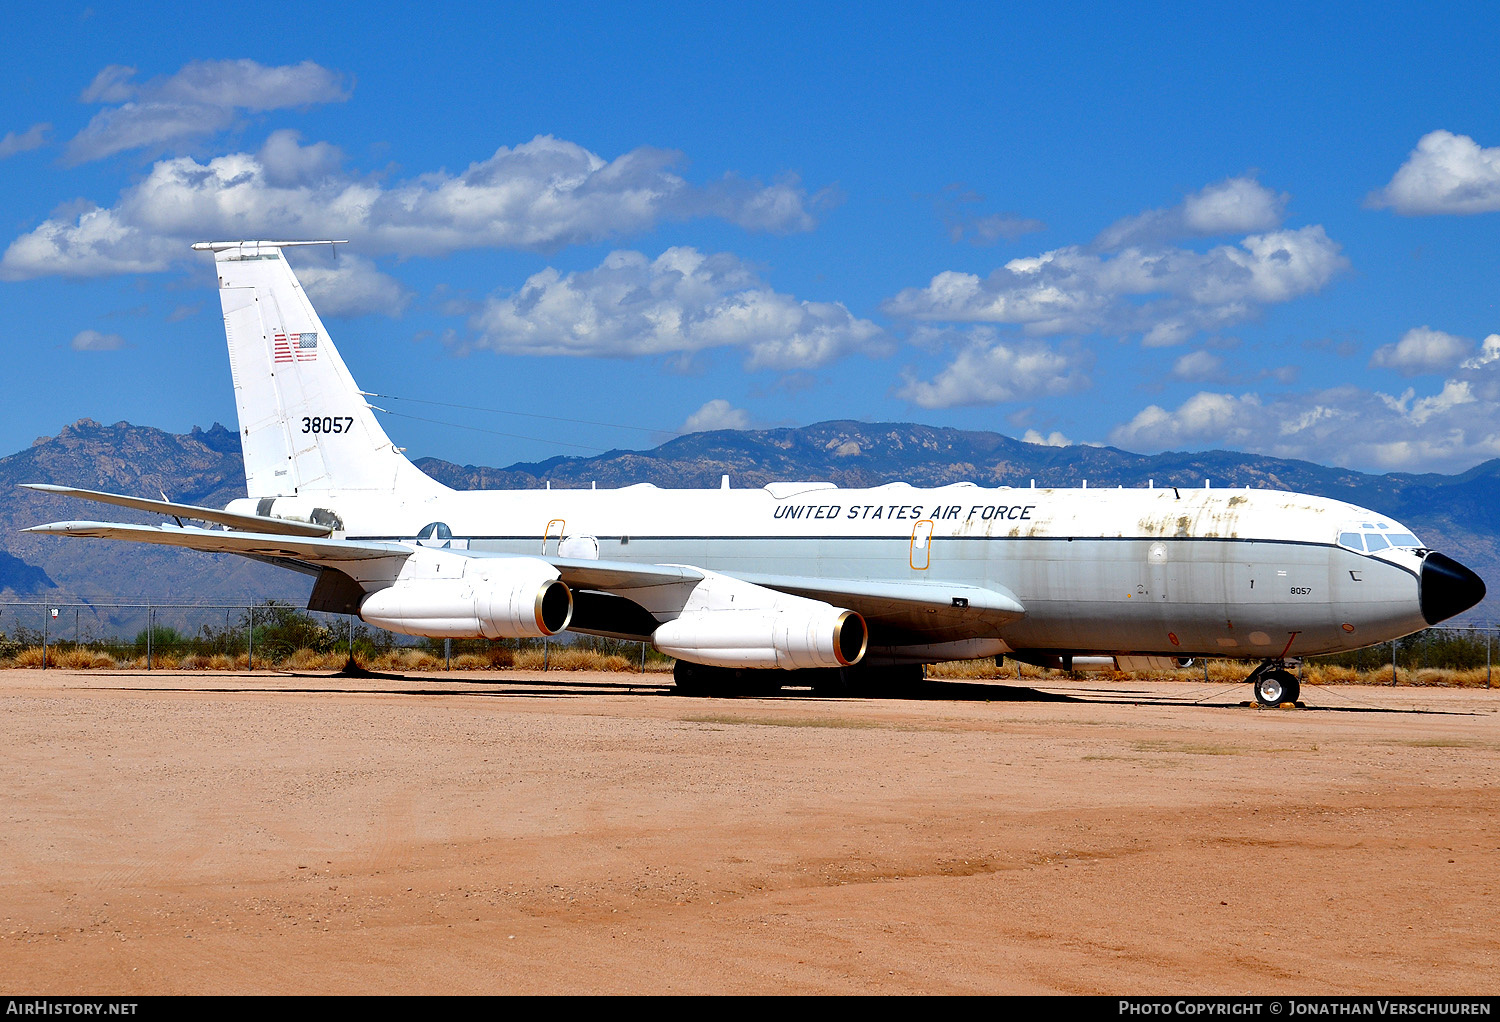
(671, 661, 927, 697)
(672, 661, 785, 697)
(1246, 660, 1301, 705)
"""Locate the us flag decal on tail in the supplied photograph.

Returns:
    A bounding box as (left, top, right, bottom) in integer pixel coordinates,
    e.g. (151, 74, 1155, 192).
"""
(273, 332, 319, 363)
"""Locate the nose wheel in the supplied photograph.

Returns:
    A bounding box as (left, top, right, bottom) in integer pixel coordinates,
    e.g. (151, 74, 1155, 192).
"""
(1247, 661, 1300, 705)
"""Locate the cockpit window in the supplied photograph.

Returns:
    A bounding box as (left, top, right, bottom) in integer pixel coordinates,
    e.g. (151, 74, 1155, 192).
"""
(1338, 521, 1422, 553)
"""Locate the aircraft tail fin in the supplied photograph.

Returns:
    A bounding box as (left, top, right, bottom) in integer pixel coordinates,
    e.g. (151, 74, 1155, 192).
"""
(194, 241, 445, 499)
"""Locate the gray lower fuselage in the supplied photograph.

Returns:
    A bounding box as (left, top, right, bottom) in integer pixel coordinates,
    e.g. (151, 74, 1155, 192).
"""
(341, 512, 1428, 660)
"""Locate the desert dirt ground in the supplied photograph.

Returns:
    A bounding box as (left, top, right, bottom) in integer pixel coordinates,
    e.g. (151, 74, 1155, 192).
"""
(0, 667, 1496, 995)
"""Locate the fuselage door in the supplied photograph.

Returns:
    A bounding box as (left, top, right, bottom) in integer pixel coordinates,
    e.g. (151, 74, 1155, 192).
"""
(1147, 541, 1169, 601)
(910, 519, 935, 570)
(543, 518, 565, 555)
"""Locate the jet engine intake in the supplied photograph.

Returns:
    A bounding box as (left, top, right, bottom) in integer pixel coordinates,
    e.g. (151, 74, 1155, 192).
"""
(360, 556, 572, 638)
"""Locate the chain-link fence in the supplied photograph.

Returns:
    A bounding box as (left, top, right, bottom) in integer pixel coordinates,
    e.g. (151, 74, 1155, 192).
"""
(0, 600, 670, 672)
(0, 599, 1494, 683)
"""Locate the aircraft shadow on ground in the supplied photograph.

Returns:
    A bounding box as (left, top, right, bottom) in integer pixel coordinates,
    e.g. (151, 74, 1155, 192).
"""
(81, 671, 1478, 714)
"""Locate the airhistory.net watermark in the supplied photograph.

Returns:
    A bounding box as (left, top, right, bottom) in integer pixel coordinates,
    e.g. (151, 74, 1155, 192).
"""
(5, 1003, 137, 1016)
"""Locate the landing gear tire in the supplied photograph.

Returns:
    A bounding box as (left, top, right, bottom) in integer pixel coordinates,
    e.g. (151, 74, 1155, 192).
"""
(808, 664, 925, 697)
(672, 661, 783, 697)
(1254, 669, 1300, 706)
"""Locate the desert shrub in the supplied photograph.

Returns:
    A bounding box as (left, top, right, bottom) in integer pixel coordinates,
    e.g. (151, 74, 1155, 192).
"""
(53, 648, 117, 669)
(369, 648, 441, 671)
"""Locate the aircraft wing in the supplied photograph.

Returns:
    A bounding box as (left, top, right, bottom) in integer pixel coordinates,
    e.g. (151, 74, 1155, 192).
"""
(548, 557, 705, 589)
(20, 484, 332, 537)
(24, 516, 1021, 646)
(730, 572, 1025, 643)
(548, 558, 1024, 644)
(23, 521, 401, 561)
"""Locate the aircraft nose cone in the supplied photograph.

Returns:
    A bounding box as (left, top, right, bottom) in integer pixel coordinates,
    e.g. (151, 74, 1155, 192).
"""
(1420, 552, 1487, 625)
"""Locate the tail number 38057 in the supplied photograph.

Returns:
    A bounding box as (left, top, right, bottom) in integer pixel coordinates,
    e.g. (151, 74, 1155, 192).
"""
(302, 416, 354, 434)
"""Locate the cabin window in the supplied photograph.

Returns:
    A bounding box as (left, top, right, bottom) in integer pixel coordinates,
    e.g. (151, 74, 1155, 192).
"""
(1364, 533, 1390, 552)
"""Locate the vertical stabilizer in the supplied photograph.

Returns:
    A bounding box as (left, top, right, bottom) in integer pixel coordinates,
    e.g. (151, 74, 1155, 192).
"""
(195, 241, 445, 499)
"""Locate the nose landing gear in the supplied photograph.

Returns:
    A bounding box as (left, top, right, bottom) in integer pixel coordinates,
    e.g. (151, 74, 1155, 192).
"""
(1246, 660, 1301, 705)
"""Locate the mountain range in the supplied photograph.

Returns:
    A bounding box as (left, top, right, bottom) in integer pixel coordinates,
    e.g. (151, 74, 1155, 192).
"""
(3, 418, 1495, 635)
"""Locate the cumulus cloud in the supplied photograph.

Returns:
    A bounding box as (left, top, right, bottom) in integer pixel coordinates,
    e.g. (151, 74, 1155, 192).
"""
(1, 135, 827, 280)
(469, 247, 887, 370)
(896, 327, 1090, 408)
(0, 123, 50, 159)
(885, 177, 1342, 351)
(1171, 349, 1226, 382)
(66, 59, 351, 163)
(1109, 334, 1500, 472)
(1094, 176, 1287, 249)
(70, 329, 125, 351)
(256, 129, 344, 187)
(1461, 334, 1500, 369)
(883, 225, 1346, 347)
(1021, 429, 1070, 447)
(952, 213, 1046, 246)
(1368, 130, 1500, 215)
(296, 254, 413, 318)
(682, 399, 752, 432)
(1369, 326, 1474, 377)
(937, 185, 1045, 245)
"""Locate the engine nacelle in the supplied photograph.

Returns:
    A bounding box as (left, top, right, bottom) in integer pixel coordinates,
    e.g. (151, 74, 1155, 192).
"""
(650, 573, 867, 670)
(226, 495, 345, 531)
(360, 555, 572, 639)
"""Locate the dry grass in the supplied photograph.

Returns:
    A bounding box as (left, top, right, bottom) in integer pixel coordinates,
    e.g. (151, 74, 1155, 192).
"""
(925, 657, 1497, 689)
(177, 653, 242, 671)
(513, 648, 635, 672)
(54, 649, 119, 670)
(0, 645, 1492, 686)
(366, 648, 442, 672)
(11, 647, 123, 669)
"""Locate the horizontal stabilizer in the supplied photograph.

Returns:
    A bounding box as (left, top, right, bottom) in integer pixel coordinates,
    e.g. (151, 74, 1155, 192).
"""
(191, 240, 347, 252)
(20, 483, 332, 537)
(24, 520, 403, 562)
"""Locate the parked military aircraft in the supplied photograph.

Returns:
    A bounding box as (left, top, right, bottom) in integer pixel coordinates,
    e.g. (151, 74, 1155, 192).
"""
(23, 241, 1486, 702)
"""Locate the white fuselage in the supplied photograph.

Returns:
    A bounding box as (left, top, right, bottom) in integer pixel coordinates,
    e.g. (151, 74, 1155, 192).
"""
(236, 480, 1430, 659)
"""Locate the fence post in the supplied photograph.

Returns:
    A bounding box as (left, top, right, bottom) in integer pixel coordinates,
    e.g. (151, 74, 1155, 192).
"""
(640, 640, 646, 673)
(146, 606, 153, 671)
(445, 637, 451, 671)
(1391, 639, 1397, 687)
(543, 636, 549, 672)
(42, 605, 48, 670)
(247, 605, 254, 672)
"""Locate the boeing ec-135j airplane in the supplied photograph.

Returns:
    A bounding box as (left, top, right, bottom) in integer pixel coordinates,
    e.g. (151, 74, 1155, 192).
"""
(23, 241, 1487, 703)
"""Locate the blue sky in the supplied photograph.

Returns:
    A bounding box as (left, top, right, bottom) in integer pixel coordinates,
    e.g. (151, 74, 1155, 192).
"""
(3, 2, 1500, 474)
